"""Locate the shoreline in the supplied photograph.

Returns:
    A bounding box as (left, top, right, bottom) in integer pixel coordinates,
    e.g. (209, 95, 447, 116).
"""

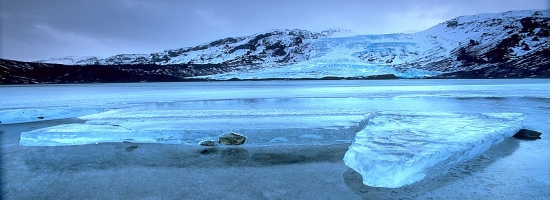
(2, 75, 549, 85)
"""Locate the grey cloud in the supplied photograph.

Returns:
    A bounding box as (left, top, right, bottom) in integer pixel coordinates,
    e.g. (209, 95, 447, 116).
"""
(1, 0, 547, 61)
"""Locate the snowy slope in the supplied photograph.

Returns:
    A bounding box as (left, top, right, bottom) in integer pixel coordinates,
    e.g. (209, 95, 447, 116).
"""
(409, 9, 549, 72)
(38, 29, 327, 66)
(38, 56, 104, 65)
(36, 9, 549, 79)
(203, 9, 548, 79)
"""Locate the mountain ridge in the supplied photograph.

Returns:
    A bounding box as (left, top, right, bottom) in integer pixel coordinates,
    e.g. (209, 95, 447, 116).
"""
(1, 9, 548, 83)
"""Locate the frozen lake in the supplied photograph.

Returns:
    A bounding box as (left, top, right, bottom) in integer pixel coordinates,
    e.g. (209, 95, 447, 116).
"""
(1, 79, 548, 198)
(2, 79, 547, 126)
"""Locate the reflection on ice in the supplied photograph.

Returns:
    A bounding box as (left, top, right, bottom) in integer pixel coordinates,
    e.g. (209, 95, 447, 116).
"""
(343, 112, 525, 188)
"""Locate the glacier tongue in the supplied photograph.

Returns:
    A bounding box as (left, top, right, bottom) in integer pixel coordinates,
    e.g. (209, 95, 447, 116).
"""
(343, 112, 525, 188)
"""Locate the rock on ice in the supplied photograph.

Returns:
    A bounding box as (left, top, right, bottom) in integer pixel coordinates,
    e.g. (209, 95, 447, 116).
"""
(343, 112, 525, 188)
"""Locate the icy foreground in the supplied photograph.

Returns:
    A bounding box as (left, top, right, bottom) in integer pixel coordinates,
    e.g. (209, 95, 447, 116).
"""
(19, 109, 372, 146)
(344, 112, 525, 188)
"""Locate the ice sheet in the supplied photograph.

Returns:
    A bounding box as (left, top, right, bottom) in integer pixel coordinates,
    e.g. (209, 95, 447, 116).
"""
(19, 108, 373, 146)
(343, 112, 525, 188)
(0, 107, 105, 124)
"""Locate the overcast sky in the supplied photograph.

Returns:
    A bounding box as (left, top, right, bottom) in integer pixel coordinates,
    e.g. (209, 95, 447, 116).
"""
(1, 0, 548, 61)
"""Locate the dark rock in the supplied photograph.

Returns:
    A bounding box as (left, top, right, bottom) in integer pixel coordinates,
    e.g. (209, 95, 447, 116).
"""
(199, 140, 216, 146)
(124, 145, 139, 152)
(0, 121, 2, 124)
(218, 133, 246, 145)
(446, 20, 459, 28)
(122, 139, 135, 143)
(363, 74, 399, 80)
(37, 116, 45, 119)
(513, 129, 542, 140)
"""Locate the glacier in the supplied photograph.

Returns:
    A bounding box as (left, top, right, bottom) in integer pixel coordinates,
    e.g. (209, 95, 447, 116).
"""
(32, 10, 549, 80)
(343, 112, 525, 188)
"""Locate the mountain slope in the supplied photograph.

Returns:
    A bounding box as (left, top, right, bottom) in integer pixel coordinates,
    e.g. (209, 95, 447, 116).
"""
(38, 29, 329, 66)
(0, 59, 233, 84)
(23, 9, 550, 79)
(196, 9, 548, 79)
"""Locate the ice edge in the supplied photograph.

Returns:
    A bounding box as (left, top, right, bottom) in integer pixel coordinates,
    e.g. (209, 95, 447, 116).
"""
(343, 112, 525, 188)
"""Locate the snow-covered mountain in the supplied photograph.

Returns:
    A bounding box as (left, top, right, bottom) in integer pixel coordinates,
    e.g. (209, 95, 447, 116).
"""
(29, 9, 550, 79)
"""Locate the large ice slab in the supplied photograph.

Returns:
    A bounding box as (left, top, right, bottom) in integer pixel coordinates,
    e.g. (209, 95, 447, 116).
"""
(0, 107, 106, 124)
(343, 112, 525, 188)
(20, 108, 373, 146)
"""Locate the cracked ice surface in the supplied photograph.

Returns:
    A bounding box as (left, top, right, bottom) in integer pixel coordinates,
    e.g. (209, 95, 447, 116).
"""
(19, 108, 373, 146)
(343, 112, 525, 188)
(0, 107, 106, 124)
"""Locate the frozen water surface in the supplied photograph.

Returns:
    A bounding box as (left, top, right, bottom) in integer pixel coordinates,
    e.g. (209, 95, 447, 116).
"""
(1, 79, 548, 191)
(344, 112, 525, 188)
(20, 108, 373, 146)
(0, 107, 106, 124)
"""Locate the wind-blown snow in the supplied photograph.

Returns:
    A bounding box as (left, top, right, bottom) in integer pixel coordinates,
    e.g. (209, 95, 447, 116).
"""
(343, 112, 525, 188)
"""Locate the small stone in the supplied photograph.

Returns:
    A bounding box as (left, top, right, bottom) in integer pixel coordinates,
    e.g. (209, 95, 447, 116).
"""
(513, 129, 542, 140)
(37, 116, 45, 119)
(199, 140, 216, 146)
(218, 133, 247, 145)
(125, 145, 139, 152)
